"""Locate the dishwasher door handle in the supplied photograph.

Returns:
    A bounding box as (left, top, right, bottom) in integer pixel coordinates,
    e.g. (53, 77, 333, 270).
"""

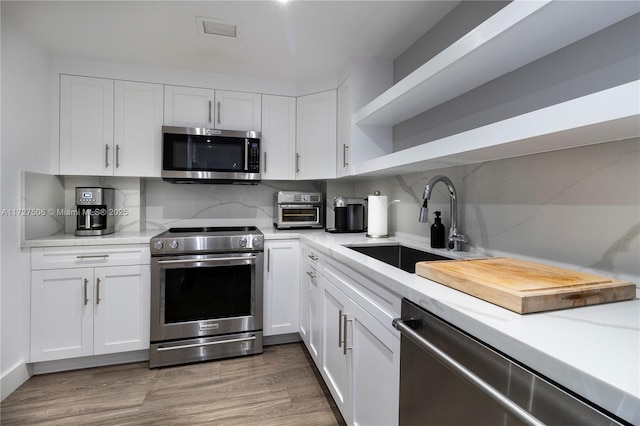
(392, 318, 545, 426)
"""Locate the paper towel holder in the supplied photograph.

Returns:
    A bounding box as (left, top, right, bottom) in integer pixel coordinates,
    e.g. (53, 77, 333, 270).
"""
(366, 190, 389, 238)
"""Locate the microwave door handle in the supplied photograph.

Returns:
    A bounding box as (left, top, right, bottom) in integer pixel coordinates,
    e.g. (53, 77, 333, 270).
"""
(245, 139, 249, 171)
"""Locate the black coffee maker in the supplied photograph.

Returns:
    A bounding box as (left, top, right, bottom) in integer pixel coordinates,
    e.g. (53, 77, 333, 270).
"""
(329, 196, 366, 233)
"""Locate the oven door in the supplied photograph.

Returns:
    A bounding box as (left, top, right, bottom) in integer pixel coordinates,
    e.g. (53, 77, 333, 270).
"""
(150, 252, 263, 342)
(277, 204, 323, 228)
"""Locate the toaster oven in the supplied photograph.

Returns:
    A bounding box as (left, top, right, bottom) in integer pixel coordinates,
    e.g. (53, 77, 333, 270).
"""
(274, 191, 323, 229)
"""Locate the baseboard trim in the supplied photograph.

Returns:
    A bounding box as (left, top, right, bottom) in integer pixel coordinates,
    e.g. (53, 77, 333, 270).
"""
(263, 333, 302, 346)
(31, 350, 149, 375)
(1, 362, 32, 401)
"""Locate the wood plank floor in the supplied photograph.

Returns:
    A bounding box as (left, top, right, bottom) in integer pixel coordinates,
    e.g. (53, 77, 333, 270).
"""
(0, 343, 345, 425)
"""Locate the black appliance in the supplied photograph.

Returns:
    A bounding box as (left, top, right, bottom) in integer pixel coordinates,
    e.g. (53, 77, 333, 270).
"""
(161, 126, 261, 184)
(327, 196, 366, 233)
(149, 226, 264, 368)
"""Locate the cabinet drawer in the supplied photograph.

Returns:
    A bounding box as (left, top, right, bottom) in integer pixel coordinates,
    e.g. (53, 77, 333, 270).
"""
(324, 258, 401, 333)
(31, 245, 150, 270)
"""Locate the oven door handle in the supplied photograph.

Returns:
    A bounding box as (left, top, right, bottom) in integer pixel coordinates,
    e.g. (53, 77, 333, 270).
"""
(156, 335, 257, 352)
(157, 256, 257, 267)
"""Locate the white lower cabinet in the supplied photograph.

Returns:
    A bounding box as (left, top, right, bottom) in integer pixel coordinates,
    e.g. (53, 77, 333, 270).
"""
(263, 240, 300, 336)
(30, 246, 150, 363)
(299, 244, 400, 425)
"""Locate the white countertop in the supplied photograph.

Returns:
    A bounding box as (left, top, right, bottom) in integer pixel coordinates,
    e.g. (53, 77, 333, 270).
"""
(24, 228, 640, 423)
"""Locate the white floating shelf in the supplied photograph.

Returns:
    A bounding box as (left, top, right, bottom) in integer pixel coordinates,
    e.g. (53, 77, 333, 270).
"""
(354, 0, 640, 127)
(352, 81, 640, 177)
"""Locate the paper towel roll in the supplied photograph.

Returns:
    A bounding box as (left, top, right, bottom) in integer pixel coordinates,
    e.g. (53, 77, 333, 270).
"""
(367, 193, 388, 238)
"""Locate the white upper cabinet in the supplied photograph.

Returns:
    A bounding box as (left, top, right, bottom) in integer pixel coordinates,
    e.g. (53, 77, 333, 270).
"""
(261, 95, 296, 180)
(164, 86, 261, 131)
(113, 80, 164, 177)
(296, 90, 337, 180)
(215, 90, 262, 131)
(60, 75, 114, 176)
(164, 85, 215, 128)
(337, 78, 351, 178)
(59, 75, 163, 177)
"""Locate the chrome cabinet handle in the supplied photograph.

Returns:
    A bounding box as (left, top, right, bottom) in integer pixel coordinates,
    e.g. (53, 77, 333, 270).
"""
(308, 254, 318, 261)
(296, 153, 300, 173)
(338, 310, 343, 348)
(105, 144, 110, 168)
(115, 144, 120, 168)
(267, 248, 271, 272)
(263, 152, 267, 174)
(208, 100, 212, 123)
(76, 254, 109, 259)
(217, 101, 221, 124)
(96, 278, 101, 304)
(343, 144, 349, 168)
(342, 312, 349, 355)
(393, 319, 545, 426)
(306, 270, 316, 279)
(83, 278, 89, 305)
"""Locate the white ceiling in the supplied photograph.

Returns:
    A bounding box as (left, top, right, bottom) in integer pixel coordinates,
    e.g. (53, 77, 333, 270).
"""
(2, 1, 459, 82)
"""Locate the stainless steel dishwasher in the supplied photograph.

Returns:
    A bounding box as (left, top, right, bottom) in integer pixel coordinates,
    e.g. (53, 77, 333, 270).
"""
(393, 299, 628, 426)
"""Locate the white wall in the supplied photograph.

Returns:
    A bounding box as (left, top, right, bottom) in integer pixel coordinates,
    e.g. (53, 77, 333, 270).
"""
(0, 16, 53, 399)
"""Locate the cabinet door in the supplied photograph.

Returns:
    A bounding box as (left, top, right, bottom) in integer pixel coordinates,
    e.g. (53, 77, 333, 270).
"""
(263, 240, 300, 336)
(93, 265, 150, 355)
(337, 77, 351, 178)
(299, 253, 312, 345)
(31, 268, 94, 362)
(308, 265, 322, 365)
(261, 95, 296, 180)
(296, 90, 337, 180)
(114, 81, 164, 177)
(350, 299, 400, 426)
(59, 75, 114, 176)
(164, 85, 215, 128)
(321, 276, 352, 424)
(215, 90, 262, 131)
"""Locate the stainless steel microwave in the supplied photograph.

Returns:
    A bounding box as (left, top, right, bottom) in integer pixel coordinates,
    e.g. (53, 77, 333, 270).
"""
(162, 126, 261, 184)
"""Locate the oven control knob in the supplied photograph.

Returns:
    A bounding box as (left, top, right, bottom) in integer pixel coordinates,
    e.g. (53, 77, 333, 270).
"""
(170, 240, 179, 249)
(153, 241, 164, 250)
(239, 238, 248, 248)
(252, 237, 262, 247)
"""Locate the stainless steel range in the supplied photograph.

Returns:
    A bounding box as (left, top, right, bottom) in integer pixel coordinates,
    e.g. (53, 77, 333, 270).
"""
(149, 226, 264, 368)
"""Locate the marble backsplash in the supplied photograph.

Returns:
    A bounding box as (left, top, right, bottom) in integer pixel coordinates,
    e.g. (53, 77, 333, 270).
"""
(143, 179, 325, 230)
(337, 138, 640, 285)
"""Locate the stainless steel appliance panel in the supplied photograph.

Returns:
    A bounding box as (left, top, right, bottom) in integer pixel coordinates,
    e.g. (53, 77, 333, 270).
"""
(150, 332, 263, 368)
(162, 126, 261, 184)
(274, 191, 324, 229)
(149, 226, 264, 368)
(75, 187, 115, 236)
(150, 252, 263, 342)
(394, 299, 625, 426)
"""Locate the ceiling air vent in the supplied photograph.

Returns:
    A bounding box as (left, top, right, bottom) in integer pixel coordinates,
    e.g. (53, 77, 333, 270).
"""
(196, 16, 241, 39)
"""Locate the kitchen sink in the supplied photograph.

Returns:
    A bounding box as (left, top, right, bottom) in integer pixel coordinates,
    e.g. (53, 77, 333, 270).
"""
(344, 244, 452, 273)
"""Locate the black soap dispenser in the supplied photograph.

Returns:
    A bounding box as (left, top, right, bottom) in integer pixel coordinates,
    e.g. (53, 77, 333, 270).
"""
(431, 211, 446, 248)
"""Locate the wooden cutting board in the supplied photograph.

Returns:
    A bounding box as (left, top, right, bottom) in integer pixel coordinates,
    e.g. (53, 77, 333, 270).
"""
(415, 257, 636, 314)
